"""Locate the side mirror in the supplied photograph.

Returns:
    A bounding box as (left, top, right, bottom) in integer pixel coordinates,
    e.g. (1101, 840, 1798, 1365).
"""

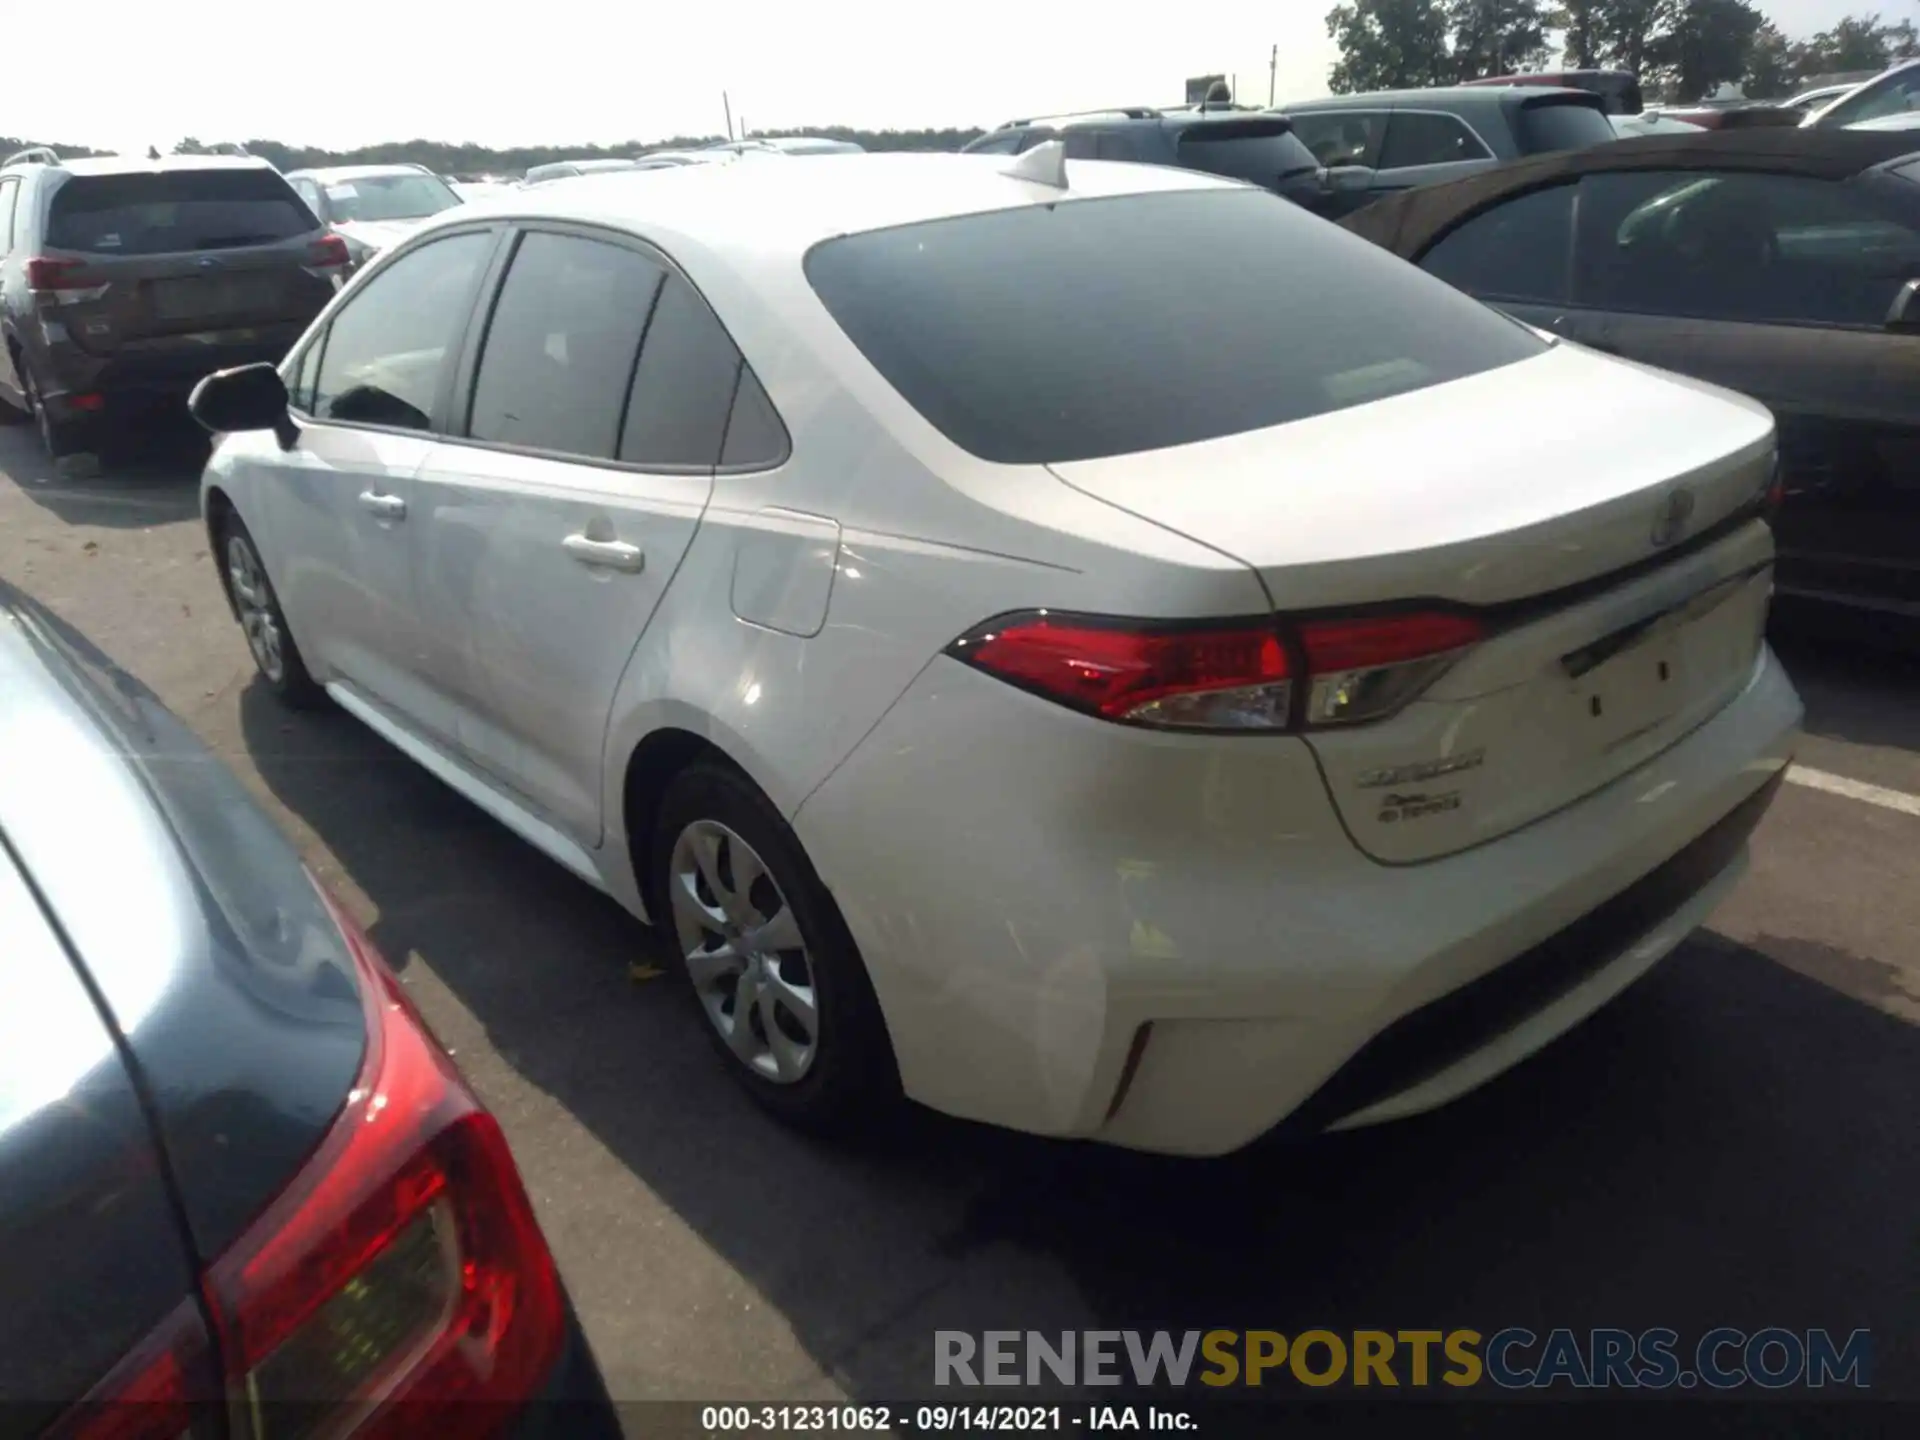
(1322, 165, 1376, 193)
(1888, 279, 1920, 334)
(189, 363, 296, 447)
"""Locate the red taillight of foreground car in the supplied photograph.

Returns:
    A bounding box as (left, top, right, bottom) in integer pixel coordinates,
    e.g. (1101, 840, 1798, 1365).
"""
(51, 885, 566, 1440)
(947, 608, 1483, 732)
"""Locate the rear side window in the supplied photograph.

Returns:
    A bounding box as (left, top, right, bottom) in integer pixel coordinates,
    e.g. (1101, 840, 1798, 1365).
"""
(806, 188, 1544, 465)
(467, 231, 666, 460)
(1421, 184, 1576, 303)
(720, 368, 789, 468)
(1379, 112, 1493, 169)
(1516, 99, 1617, 154)
(1176, 125, 1321, 185)
(618, 275, 744, 468)
(45, 170, 314, 254)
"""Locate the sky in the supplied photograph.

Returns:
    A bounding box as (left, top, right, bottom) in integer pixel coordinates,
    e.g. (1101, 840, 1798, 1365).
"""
(13, 0, 1902, 154)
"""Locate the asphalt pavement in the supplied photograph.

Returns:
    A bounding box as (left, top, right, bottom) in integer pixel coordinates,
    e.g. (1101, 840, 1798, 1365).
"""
(2, 419, 1914, 1422)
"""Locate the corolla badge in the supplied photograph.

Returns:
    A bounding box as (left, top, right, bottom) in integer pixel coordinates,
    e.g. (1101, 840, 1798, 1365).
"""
(1650, 486, 1697, 548)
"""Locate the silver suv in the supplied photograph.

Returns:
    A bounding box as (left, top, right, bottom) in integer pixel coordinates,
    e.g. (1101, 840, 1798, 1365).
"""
(0, 149, 344, 462)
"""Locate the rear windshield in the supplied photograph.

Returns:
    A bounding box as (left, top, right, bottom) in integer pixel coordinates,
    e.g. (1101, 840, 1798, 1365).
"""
(805, 188, 1544, 465)
(46, 170, 314, 254)
(1175, 123, 1322, 186)
(1517, 98, 1620, 154)
(324, 172, 461, 223)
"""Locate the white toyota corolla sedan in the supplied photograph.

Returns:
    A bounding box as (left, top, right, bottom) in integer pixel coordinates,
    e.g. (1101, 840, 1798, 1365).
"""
(192, 148, 1802, 1156)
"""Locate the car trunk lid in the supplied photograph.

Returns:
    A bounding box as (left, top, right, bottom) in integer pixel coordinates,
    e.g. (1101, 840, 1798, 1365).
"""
(1048, 343, 1779, 862)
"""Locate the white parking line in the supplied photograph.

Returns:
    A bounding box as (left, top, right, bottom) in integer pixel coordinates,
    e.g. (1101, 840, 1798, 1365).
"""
(1786, 765, 1920, 818)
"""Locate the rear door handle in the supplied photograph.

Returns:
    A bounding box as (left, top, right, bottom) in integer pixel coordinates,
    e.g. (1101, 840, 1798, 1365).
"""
(562, 534, 645, 573)
(357, 490, 406, 520)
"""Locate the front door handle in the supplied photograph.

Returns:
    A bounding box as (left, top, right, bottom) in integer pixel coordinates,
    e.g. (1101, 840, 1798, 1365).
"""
(562, 534, 645, 573)
(357, 490, 406, 520)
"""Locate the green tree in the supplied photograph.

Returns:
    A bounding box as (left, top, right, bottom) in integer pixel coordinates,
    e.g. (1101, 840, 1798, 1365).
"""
(1742, 21, 1796, 97)
(1326, 0, 1455, 92)
(1647, 0, 1765, 99)
(1794, 12, 1920, 78)
(1590, 0, 1667, 76)
(1448, 0, 1553, 77)
(1553, 1, 1604, 66)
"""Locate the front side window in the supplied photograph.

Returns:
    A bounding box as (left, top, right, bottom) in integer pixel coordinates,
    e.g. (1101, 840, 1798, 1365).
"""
(1379, 112, 1492, 169)
(806, 187, 1544, 465)
(1290, 111, 1387, 168)
(1577, 169, 1920, 327)
(311, 230, 493, 430)
(323, 173, 462, 225)
(467, 231, 666, 460)
(45, 170, 314, 254)
(1421, 183, 1576, 303)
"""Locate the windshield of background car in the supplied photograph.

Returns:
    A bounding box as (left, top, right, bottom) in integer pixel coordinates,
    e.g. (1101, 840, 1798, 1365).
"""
(805, 187, 1546, 465)
(325, 173, 462, 223)
(1517, 98, 1620, 153)
(46, 170, 314, 254)
(1816, 66, 1920, 127)
(1175, 124, 1321, 186)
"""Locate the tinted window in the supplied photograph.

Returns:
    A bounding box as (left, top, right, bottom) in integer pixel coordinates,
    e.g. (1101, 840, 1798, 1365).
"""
(1577, 170, 1920, 327)
(1061, 132, 1102, 161)
(1516, 99, 1617, 154)
(0, 178, 17, 252)
(468, 232, 665, 459)
(966, 132, 1024, 155)
(721, 368, 789, 468)
(45, 170, 314, 254)
(806, 188, 1544, 465)
(1290, 112, 1386, 167)
(618, 275, 743, 468)
(312, 231, 492, 430)
(1379, 112, 1493, 169)
(1421, 184, 1575, 303)
(1176, 125, 1321, 185)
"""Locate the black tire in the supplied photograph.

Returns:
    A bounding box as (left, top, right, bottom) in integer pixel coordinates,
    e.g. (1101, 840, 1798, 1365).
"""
(214, 512, 328, 709)
(652, 761, 901, 1136)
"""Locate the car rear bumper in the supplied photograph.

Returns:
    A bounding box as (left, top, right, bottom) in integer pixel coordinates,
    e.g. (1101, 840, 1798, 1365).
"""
(39, 327, 306, 419)
(794, 643, 1802, 1156)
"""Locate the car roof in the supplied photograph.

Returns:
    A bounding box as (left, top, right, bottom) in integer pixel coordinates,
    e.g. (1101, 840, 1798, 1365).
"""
(1339, 127, 1920, 257)
(1286, 85, 1592, 110)
(431, 150, 1232, 258)
(46, 154, 282, 177)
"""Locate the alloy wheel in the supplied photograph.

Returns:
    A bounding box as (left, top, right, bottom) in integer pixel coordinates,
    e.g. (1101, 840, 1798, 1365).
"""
(667, 819, 819, 1084)
(226, 533, 287, 683)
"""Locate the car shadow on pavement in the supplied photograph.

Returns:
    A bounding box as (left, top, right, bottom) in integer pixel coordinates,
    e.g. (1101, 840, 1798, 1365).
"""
(235, 683, 1920, 1412)
(0, 420, 206, 530)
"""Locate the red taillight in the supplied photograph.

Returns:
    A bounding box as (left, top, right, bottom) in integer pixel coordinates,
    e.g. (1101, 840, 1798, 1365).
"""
(57, 885, 566, 1440)
(308, 235, 351, 268)
(26, 256, 91, 290)
(200, 884, 566, 1437)
(70, 392, 105, 413)
(947, 613, 1293, 730)
(947, 608, 1482, 731)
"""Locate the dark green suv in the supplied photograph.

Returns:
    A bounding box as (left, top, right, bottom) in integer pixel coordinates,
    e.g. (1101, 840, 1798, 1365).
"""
(0, 149, 346, 464)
